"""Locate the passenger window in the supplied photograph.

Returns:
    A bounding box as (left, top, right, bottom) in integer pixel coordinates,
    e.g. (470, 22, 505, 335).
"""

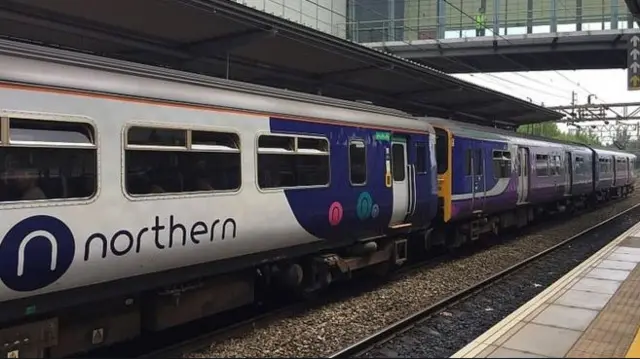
(125, 126, 241, 195)
(127, 127, 186, 147)
(392, 143, 405, 181)
(415, 142, 427, 174)
(0, 118, 97, 203)
(535, 154, 549, 176)
(257, 134, 329, 189)
(492, 150, 511, 178)
(474, 149, 483, 175)
(349, 140, 366, 185)
(465, 149, 472, 176)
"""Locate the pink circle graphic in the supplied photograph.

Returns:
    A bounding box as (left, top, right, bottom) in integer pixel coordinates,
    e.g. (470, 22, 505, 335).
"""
(328, 202, 344, 226)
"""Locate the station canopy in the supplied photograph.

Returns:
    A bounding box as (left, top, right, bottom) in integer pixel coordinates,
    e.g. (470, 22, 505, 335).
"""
(0, 0, 563, 128)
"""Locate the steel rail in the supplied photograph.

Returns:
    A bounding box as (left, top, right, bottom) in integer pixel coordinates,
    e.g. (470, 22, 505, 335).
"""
(328, 201, 640, 358)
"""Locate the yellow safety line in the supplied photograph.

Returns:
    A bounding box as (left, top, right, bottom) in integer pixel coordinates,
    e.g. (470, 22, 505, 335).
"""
(626, 326, 640, 358)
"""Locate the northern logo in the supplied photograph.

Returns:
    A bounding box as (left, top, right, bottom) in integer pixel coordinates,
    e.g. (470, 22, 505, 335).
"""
(0, 215, 75, 292)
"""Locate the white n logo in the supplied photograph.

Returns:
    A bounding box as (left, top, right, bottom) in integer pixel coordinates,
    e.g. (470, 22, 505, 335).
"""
(17, 230, 58, 277)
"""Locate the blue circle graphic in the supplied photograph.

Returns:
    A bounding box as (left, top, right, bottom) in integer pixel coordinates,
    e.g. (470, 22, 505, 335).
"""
(357, 192, 374, 220)
(0, 215, 75, 292)
(371, 204, 380, 218)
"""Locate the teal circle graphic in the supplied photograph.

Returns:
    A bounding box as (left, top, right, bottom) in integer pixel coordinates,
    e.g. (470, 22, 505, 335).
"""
(356, 192, 373, 220)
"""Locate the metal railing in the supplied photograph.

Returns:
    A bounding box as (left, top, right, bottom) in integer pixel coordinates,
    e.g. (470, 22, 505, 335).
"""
(233, 0, 638, 43)
(344, 3, 639, 43)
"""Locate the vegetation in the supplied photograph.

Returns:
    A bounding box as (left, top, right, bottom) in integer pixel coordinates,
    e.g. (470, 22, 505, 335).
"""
(517, 122, 602, 146)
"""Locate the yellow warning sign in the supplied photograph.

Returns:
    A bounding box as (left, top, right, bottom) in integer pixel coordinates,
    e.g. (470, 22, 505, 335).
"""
(632, 75, 640, 89)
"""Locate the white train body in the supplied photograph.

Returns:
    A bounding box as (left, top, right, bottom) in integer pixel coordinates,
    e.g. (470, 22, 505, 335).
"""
(0, 42, 429, 302)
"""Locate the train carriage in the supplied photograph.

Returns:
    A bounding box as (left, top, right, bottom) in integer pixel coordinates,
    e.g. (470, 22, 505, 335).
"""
(0, 40, 439, 357)
(592, 147, 636, 199)
(425, 117, 634, 249)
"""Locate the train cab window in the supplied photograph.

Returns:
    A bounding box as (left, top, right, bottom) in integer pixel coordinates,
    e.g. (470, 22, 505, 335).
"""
(492, 150, 511, 178)
(349, 140, 367, 185)
(415, 142, 427, 174)
(257, 134, 329, 189)
(535, 154, 549, 177)
(435, 128, 448, 174)
(0, 118, 97, 203)
(125, 126, 241, 195)
(392, 143, 406, 181)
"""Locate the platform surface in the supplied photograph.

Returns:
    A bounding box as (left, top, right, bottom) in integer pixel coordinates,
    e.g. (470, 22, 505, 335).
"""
(451, 220, 640, 358)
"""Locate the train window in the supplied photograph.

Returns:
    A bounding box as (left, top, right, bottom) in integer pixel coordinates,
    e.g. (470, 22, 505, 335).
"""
(435, 129, 448, 174)
(125, 127, 241, 195)
(392, 143, 406, 181)
(258, 135, 295, 153)
(127, 126, 186, 148)
(1, 118, 97, 203)
(257, 134, 329, 189)
(465, 149, 472, 176)
(575, 157, 583, 174)
(474, 149, 483, 176)
(10, 119, 94, 145)
(298, 137, 329, 154)
(536, 154, 549, 177)
(492, 150, 511, 178)
(349, 140, 367, 185)
(415, 142, 427, 174)
(191, 131, 239, 152)
(550, 155, 561, 176)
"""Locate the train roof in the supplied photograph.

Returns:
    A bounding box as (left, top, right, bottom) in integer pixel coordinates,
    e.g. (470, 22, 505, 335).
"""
(590, 146, 638, 158)
(0, 39, 434, 134)
(423, 117, 590, 150)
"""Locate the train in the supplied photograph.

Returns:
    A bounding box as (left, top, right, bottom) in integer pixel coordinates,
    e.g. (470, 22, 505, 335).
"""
(0, 40, 635, 358)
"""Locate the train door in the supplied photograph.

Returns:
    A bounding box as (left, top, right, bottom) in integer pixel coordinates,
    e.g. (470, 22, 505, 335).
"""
(471, 146, 485, 212)
(564, 151, 572, 195)
(627, 158, 631, 184)
(390, 137, 410, 225)
(517, 147, 529, 203)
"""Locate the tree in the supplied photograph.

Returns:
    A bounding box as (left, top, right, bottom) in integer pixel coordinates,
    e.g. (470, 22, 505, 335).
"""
(517, 122, 601, 146)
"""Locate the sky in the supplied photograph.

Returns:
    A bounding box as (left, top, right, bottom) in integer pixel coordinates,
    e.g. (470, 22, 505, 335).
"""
(453, 69, 640, 141)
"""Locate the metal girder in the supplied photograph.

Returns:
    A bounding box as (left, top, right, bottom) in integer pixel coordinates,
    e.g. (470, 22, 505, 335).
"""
(317, 65, 381, 82)
(392, 87, 463, 98)
(181, 28, 277, 57)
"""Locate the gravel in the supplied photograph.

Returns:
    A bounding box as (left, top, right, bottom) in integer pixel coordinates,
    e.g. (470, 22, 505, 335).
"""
(361, 204, 640, 358)
(184, 191, 640, 358)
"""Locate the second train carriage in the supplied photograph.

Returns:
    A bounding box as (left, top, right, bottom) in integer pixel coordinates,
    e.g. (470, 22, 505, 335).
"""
(427, 117, 636, 248)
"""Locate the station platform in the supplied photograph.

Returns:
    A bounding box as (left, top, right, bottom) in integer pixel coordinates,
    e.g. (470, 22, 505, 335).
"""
(451, 220, 640, 358)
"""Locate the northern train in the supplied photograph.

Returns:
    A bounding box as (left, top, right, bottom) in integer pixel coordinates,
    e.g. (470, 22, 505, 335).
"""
(0, 40, 634, 357)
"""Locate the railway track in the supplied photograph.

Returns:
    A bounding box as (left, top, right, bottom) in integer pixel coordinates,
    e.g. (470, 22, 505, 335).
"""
(95, 194, 638, 359)
(328, 202, 640, 359)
